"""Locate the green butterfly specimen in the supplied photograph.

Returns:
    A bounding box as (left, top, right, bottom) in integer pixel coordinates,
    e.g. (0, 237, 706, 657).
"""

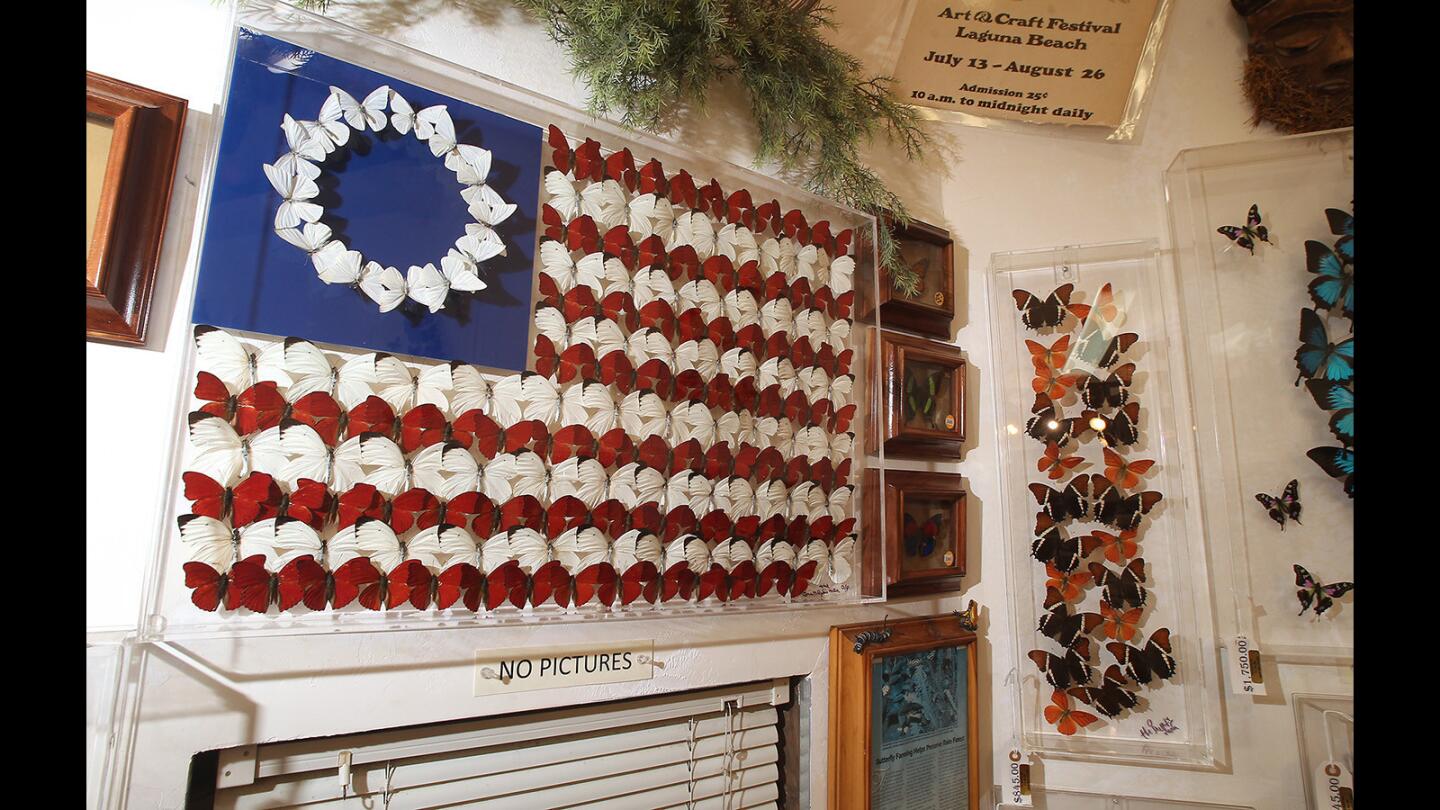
(905, 368, 942, 429)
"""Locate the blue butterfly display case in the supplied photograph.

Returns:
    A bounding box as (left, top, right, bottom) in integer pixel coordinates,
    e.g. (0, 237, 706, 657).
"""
(137, 0, 887, 641)
(1166, 129, 1354, 670)
(988, 240, 1224, 766)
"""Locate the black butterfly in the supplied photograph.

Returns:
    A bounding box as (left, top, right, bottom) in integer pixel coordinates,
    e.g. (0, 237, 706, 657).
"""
(1073, 331, 1140, 370)
(1037, 592, 1102, 648)
(1012, 283, 1090, 330)
(1307, 446, 1354, 498)
(1068, 664, 1140, 718)
(1028, 637, 1093, 689)
(1031, 515, 1101, 572)
(1107, 627, 1177, 685)
(1025, 393, 1088, 447)
(1254, 479, 1302, 529)
(1029, 475, 1090, 523)
(1077, 363, 1135, 410)
(1216, 204, 1272, 254)
(1294, 564, 1354, 616)
(1090, 475, 1163, 531)
(1089, 402, 1141, 448)
(1090, 558, 1148, 609)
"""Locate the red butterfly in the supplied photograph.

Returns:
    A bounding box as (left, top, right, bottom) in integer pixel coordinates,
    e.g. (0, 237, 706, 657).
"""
(638, 158, 667, 196)
(181, 471, 281, 526)
(726, 188, 754, 227)
(434, 562, 483, 612)
(782, 209, 810, 243)
(754, 200, 782, 235)
(667, 245, 701, 283)
(484, 559, 530, 610)
(668, 169, 698, 210)
(498, 495, 546, 533)
(597, 428, 636, 468)
(618, 559, 661, 606)
(193, 372, 285, 435)
(662, 506, 699, 543)
(276, 555, 328, 611)
(1037, 442, 1084, 481)
(604, 147, 637, 191)
(390, 488, 491, 534)
(697, 178, 726, 216)
(182, 556, 272, 612)
(546, 124, 603, 181)
(335, 483, 389, 530)
(1044, 689, 1099, 736)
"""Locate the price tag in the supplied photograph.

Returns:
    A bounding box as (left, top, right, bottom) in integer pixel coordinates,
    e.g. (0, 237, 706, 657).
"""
(1005, 749, 1033, 807)
(1313, 760, 1354, 810)
(1227, 635, 1266, 696)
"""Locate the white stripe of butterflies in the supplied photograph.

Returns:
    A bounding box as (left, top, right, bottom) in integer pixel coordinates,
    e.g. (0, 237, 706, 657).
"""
(264, 85, 517, 314)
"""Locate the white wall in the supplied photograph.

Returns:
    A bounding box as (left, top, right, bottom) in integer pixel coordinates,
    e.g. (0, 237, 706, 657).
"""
(87, 1, 1351, 807)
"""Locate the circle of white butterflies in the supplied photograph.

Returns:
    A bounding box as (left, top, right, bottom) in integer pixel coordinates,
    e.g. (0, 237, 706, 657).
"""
(264, 85, 516, 315)
(179, 326, 859, 611)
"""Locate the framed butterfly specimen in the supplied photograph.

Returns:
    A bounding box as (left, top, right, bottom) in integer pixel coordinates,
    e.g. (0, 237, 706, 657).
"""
(1215, 204, 1272, 254)
(1254, 479, 1302, 529)
(863, 469, 966, 596)
(1293, 564, 1353, 616)
(829, 614, 979, 810)
(868, 329, 966, 459)
(877, 217, 956, 338)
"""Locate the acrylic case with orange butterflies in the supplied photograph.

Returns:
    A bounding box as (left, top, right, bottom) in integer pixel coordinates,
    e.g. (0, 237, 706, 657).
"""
(137, 0, 888, 641)
(988, 240, 1223, 765)
(1166, 129, 1354, 669)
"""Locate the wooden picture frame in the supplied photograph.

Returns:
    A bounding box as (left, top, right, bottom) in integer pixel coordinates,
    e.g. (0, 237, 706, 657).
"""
(866, 329, 966, 459)
(829, 614, 979, 810)
(861, 469, 966, 597)
(878, 217, 955, 339)
(86, 71, 187, 346)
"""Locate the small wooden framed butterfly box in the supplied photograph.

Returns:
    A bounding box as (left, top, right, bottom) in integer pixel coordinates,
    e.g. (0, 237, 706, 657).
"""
(828, 614, 979, 810)
(877, 217, 956, 339)
(861, 469, 966, 596)
(866, 329, 966, 459)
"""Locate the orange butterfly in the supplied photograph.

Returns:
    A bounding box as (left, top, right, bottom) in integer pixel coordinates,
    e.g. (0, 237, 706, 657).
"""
(1091, 282, 1121, 325)
(1045, 563, 1092, 603)
(1103, 447, 1155, 489)
(1043, 688, 1099, 736)
(1032, 365, 1078, 399)
(1026, 335, 1071, 370)
(1093, 529, 1138, 563)
(1100, 601, 1143, 641)
(1037, 442, 1083, 481)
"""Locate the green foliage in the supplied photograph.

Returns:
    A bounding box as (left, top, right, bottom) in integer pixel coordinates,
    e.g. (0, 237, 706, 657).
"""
(291, 0, 931, 292)
(507, 0, 930, 294)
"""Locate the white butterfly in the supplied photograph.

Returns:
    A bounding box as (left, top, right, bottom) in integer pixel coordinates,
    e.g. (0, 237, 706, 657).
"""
(509, 526, 583, 573)
(722, 289, 760, 329)
(470, 373, 525, 428)
(712, 410, 752, 450)
(681, 535, 715, 576)
(280, 114, 328, 162)
(677, 279, 723, 322)
(754, 479, 789, 521)
(535, 308, 598, 353)
(415, 106, 484, 171)
(276, 221, 333, 255)
(758, 356, 798, 396)
(793, 425, 830, 464)
(674, 340, 719, 383)
(607, 463, 666, 509)
(187, 413, 284, 485)
(549, 457, 609, 509)
(500, 450, 549, 502)
(279, 421, 364, 491)
(796, 366, 831, 405)
(560, 381, 619, 435)
(626, 328, 676, 370)
(329, 85, 389, 131)
(826, 318, 852, 354)
(711, 476, 756, 520)
(435, 524, 481, 571)
(441, 444, 517, 502)
(715, 223, 758, 266)
(192, 327, 286, 392)
(544, 169, 613, 224)
(308, 93, 353, 151)
(719, 347, 758, 381)
(661, 534, 696, 577)
(758, 237, 796, 278)
(829, 255, 855, 294)
(388, 89, 417, 135)
(830, 374, 855, 410)
(567, 526, 614, 572)
(628, 266, 678, 309)
(583, 179, 631, 230)
(330, 518, 439, 573)
(356, 261, 408, 313)
(760, 298, 794, 338)
(755, 537, 797, 572)
(406, 261, 484, 313)
(829, 432, 855, 466)
(177, 514, 241, 569)
(332, 353, 408, 412)
(413, 105, 450, 141)
(670, 211, 716, 259)
(794, 243, 826, 283)
(711, 537, 754, 572)
(788, 481, 826, 522)
(828, 485, 855, 522)
(446, 365, 493, 418)
(237, 517, 324, 570)
(463, 183, 517, 229)
(619, 390, 670, 440)
(310, 240, 361, 283)
(668, 400, 717, 448)
(360, 435, 444, 497)
(447, 142, 492, 185)
(623, 193, 674, 241)
(612, 529, 663, 572)
(263, 161, 322, 230)
(799, 536, 856, 586)
(666, 471, 713, 514)
(519, 373, 563, 426)
(539, 242, 604, 297)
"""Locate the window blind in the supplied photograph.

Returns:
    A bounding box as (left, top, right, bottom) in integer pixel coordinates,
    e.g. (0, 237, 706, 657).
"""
(211, 679, 788, 810)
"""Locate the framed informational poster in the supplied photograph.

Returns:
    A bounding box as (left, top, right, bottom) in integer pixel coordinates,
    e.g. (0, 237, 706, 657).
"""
(829, 615, 979, 810)
(891, 0, 1173, 141)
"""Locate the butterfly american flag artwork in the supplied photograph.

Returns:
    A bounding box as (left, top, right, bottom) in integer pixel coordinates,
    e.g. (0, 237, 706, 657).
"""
(172, 124, 868, 616)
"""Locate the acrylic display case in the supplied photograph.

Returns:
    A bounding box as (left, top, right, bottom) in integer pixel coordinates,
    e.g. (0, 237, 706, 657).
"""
(1003, 789, 1253, 810)
(87, 636, 130, 809)
(1292, 693, 1353, 810)
(1166, 129, 1354, 666)
(138, 0, 885, 641)
(988, 240, 1222, 765)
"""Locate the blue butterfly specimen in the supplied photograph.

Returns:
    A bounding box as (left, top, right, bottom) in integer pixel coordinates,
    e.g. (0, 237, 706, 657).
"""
(1306, 446, 1354, 498)
(1294, 308, 1354, 386)
(1304, 240, 1354, 321)
(1305, 379, 1354, 446)
(1325, 207, 1353, 262)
